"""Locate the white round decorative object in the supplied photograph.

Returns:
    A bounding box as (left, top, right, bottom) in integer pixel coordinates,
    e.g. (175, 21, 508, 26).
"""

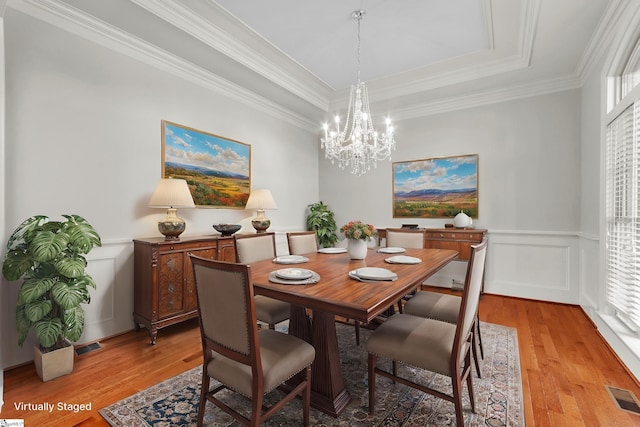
(454, 211, 472, 228)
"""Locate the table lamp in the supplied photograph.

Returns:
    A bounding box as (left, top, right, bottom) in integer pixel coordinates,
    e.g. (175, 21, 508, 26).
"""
(245, 188, 277, 233)
(149, 178, 195, 240)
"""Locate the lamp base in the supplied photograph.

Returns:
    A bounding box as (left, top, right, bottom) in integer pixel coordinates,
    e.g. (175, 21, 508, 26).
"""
(158, 208, 186, 240)
(251, 218, 271, 233)
(158, 221, 186, 240)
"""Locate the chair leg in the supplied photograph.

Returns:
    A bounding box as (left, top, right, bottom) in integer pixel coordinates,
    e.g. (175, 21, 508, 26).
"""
(467, 363, 476, 414)
(452, 373, 465, 427)
(471, 326, 482, 378)
(197, 370, 210, 427)
(476, 317, 484, 359)
(355, 321, 360, 346)
(397, 300, 403, 313)
(368, 353, 377, 414)
(303, 365, 311, 427)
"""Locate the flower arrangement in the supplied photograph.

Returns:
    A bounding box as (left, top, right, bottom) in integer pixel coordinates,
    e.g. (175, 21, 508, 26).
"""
(340, 220, 377, 241)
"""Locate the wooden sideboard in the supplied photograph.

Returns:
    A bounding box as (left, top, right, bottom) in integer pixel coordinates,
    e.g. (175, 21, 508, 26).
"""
(133, 235, 236, 344)
(377, 227, 487, 261)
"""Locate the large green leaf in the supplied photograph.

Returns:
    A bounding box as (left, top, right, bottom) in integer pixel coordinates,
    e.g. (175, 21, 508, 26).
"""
(5, 215, 48, 250)
(29, 231, 69, 262)
(51, 281, 85, 309)
(15, 305, 33, 347)
(34, 317, 63, 349)
(63, 307, 84, 342)
(23, 300, 52, 322)
(17, 277, 56, 304)
(72, 274, 97, 291)
(63, 215, 101, 254)
(55, 255, 86, 278)
(2, 248, 34, 281)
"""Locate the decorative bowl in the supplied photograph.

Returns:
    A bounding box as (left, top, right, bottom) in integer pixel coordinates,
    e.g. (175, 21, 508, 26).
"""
(213, 224, 241, 236)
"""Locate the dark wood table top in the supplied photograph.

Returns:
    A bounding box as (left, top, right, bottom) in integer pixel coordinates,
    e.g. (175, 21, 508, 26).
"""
(249, 247, 458, 323)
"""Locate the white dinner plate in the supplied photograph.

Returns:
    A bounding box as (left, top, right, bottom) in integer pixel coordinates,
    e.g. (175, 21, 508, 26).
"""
(273, 255, 308, 264)
(275, 268, 314, 280)
(378, 247, 406, 254)
(318, 247, 347, 254)
(385, 255, 422, 264)
(351, 267, 398, 281)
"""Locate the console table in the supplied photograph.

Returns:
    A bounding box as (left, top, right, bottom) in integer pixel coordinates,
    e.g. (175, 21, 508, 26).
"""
(133, 235, 236, 344)
(377, 228, 487, 261)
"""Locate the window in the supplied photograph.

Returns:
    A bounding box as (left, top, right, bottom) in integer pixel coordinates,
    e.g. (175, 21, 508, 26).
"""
(606, 37, 640, 331)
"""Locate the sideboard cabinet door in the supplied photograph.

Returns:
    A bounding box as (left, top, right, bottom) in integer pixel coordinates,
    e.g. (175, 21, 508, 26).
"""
(133, 236, 220, 344)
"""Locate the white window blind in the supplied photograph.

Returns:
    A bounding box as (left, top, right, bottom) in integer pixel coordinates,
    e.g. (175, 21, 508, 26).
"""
(606, 101, 640, 330)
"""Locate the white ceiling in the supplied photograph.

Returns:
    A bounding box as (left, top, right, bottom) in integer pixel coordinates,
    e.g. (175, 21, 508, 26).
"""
(213, 0, 491, 90)
(9, 0, 611, 126)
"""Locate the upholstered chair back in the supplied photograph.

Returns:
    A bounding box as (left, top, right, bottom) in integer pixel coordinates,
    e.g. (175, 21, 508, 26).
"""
(385, 228, 426, 249)
(192, 258, 255, 356)
(287, 231, 319, 255)
(459, 239, 487, 340)
(234, 232, 276, 264)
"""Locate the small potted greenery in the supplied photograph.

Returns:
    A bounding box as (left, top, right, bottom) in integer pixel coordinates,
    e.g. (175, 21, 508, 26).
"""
(2, 214, 101, 381)
(306, 201, 338, 248)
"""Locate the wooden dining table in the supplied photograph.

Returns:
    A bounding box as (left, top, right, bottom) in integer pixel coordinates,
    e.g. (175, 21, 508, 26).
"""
(248, 247, 458, 417)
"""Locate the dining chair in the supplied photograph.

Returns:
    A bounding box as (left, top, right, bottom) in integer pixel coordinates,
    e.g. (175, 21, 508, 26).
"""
(286, 231, 319, 255)
(190, 255, 315, 427)
(403, 237, 488, 377)
(385, 228, 426, 313)
(234, 233, 291, 329)
(366, 239, 487, 426)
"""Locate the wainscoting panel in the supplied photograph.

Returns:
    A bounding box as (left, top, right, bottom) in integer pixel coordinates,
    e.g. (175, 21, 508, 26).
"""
(80, 241, 134, 345)
(486, 231, 580, 304)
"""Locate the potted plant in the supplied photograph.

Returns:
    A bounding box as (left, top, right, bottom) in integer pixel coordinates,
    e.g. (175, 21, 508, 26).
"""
(306, 201, 338, 248)
(340, 220, 377, 260)
(2, 214, 102, 381)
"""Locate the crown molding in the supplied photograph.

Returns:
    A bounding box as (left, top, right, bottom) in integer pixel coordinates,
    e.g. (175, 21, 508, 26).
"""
(518, 0, 541, 67)
(392, 74, 582, 121)
(577, 0, 630, 81)
(129, 0, 332, 111)
(330, 0, 539, 107)
(7, 0, 319, 132)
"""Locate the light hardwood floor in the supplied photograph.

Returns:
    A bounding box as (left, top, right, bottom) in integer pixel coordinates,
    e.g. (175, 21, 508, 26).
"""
(2, 290, 640, 426)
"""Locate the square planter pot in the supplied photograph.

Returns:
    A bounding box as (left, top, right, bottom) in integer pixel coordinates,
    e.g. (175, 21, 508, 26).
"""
(34, 344, 74, 382)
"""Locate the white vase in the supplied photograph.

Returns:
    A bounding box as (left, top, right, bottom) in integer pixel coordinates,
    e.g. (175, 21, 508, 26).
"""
(347, 239, 368, 260)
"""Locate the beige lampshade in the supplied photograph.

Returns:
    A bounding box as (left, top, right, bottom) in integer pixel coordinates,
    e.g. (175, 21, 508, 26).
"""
(245, 188, 278, 210)
(149, 179, 195, 240)
(245, 189, 277, 233)
(149, 178, 196, 208)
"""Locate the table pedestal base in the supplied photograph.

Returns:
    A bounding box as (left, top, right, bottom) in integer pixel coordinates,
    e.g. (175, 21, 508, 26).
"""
(289, 306, 352, 417)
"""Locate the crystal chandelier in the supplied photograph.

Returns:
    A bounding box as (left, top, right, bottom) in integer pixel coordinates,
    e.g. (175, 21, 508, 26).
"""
(321, 10, 396, 176)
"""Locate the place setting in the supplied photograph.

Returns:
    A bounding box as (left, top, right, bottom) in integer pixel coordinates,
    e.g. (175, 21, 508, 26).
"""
(269, 267, 320, 285)
(378, 246, 406, 254)
(349, 267, 398, 283)
(272, 255, 309, 264)
(318, 247, 347, 254)
(384, 255, 422, 264)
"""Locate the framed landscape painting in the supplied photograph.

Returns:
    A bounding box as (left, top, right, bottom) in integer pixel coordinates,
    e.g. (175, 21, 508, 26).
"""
(161, 120, 251, 208)
(392, 154, 478, 218)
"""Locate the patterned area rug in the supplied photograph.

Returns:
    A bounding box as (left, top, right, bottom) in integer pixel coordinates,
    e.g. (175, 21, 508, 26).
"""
(99, 321, 523, 426)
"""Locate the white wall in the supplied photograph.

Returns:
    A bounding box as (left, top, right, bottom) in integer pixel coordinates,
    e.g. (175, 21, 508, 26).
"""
(1, 9, 320, 368)
(320, 90, 583, 302)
